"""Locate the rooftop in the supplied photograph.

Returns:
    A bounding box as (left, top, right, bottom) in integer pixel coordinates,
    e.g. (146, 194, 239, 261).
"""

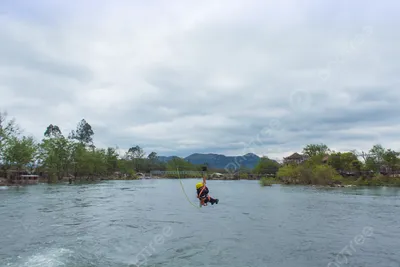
(284, 152, 307, 160)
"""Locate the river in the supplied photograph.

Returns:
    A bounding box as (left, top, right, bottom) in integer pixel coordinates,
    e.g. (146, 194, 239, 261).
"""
(1, 179, 400, 267)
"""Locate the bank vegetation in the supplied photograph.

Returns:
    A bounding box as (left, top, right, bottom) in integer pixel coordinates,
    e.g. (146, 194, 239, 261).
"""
(1, 111, 399, 187)
(260, 143, 400, 187)
(0, 112, 202, 184)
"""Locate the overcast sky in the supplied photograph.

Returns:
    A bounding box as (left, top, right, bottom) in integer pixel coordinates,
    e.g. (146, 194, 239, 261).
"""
(0, 0, 399, 160)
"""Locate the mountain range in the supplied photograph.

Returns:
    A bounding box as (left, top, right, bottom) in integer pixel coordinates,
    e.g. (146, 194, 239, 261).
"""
(157, 153, 262, 170)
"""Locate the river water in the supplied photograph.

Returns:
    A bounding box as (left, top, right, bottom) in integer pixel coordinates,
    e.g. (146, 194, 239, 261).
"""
(1, 180, 400, 267)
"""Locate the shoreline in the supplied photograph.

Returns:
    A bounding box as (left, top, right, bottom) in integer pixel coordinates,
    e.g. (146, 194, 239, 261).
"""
(3, 175, 400, 188)
(2, 181, 399, 189)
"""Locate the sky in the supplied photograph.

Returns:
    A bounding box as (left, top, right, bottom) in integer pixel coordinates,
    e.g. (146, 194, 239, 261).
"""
(0, 0, 399, 160)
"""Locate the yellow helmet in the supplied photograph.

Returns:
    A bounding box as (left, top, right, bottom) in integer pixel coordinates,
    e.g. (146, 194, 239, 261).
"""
(196, 182, 204, 189)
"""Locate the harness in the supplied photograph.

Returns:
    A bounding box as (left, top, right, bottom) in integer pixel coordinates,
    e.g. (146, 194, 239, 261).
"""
(197, 185, 210, 206)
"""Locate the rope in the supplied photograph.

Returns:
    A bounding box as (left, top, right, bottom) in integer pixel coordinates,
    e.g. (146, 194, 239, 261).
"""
(177, 167, 201, 209)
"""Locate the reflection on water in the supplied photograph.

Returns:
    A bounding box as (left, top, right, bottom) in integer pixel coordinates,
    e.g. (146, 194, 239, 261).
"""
(0, 180, 399, 267)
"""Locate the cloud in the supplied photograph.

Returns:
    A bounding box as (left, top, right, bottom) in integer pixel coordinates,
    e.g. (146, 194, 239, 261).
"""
(0, 0, 399, 160)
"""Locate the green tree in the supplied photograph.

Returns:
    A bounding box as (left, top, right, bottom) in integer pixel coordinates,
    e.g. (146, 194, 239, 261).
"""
(369, 144, 385, 163)
(88, 148, 108, 178)
(302, 143, 330, 157)
(70, 143, 90, 178)
(69, 119, 94, 145)
(364, 144, 385, 172)
(39, 134, 73, 181)
(117, 159, 137, 178)
(364, 156, 378, 172)
(327, 152, 341, 169)
(3, 136, 38, 172)
(105, 147, 119, 175)
(382, 149, 400, 173)
(277, 164, 301, 183)
(44, 124, 62, 138)
(126, 145, 146, 171)
(351, 160, 362, 172)
(311, 165, 341, 185)
(253, 156, 280, 175)
(0, 112, 20, 163)
(127, 145, 145, 159)
(148, 151, 157, 161)
(363, 144, 399, 173)
(277, 163, 340, 185)
(340, 152, 359, 170)
(141, 151, 159, 172)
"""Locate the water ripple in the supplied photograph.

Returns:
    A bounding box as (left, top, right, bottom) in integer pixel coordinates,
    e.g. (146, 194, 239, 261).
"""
(1, 182, 399, 267)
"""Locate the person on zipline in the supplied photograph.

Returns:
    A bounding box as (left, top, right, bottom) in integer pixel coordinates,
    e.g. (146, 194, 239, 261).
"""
(196, 166, 219, 206)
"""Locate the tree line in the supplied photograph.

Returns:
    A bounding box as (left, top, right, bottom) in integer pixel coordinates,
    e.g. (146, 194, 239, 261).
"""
(300, 143, 400, 174)
(2, 111, 399, 186)
(270, 143, 400, 186)
(0, 112, 207, 182)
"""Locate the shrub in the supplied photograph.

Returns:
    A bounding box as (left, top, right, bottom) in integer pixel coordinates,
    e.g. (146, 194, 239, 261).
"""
(311, 165, 341, 185)
(277, 164, 299, 183)
(259, 177, 278, 186)
(277, 163, 341, 185)
(355, 174, 400, 186)
(297, 164, 314, 184)
(239, 173, 249, 179)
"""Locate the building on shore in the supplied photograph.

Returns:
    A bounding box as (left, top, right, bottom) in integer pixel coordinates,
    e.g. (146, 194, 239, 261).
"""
(8, 174, 39, 185)
(283, 152, 309, 164)
(0, 165, 40, 185)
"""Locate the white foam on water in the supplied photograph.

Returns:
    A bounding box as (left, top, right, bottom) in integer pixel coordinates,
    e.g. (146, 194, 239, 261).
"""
(14, 248, 73, 267)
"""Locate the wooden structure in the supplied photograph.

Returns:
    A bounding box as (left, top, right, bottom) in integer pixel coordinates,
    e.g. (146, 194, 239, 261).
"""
(283, 153, 308, 164)
(0, 167, 40, 185)
(8, 174, 39, 185)
(322, 155, 330, 163)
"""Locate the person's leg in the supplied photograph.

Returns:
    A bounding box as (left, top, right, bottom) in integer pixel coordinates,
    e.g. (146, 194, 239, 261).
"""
(200, 197, 207, 206)
(209, 197, 219, 204)
(200, 195, 219, 205)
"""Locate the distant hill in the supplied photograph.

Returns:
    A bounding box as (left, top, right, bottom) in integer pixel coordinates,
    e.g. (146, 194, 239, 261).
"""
(158, 153, 264, 170)
(157, 156, 176, 163)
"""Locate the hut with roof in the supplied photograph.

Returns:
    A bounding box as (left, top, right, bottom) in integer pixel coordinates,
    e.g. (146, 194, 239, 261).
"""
(283, 152, 309, 164)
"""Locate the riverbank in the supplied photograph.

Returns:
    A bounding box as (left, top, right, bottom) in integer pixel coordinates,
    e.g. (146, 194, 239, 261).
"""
(4, 173, 400, 188)
(259, 174, 400, 187)
(0, 175, 141, 186)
